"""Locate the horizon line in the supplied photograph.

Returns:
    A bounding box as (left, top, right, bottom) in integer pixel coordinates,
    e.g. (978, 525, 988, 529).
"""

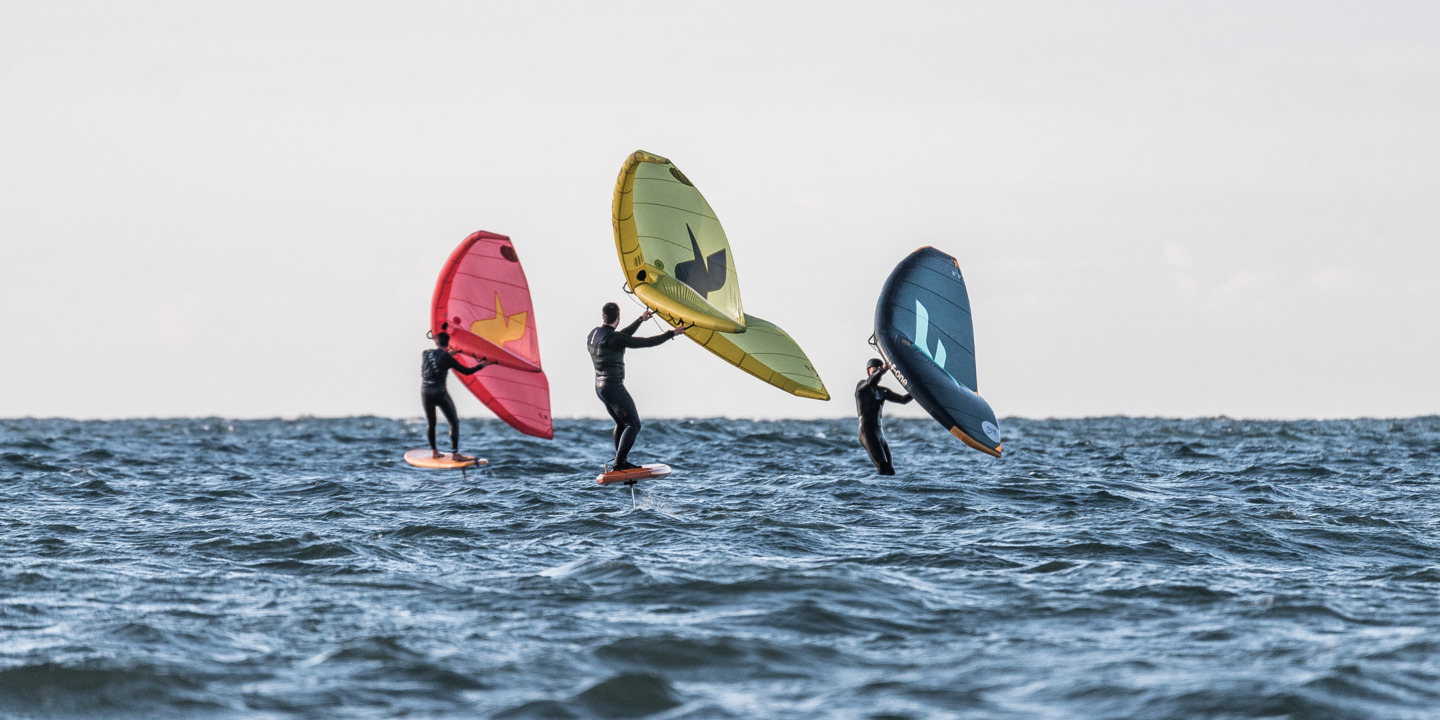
(3, 414, 1437, 423)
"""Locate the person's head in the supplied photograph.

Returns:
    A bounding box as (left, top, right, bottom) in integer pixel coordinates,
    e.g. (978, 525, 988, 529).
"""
(866, 358, 884, 375)
(435, 332, 450, 349)
(602, 302, 620, 327)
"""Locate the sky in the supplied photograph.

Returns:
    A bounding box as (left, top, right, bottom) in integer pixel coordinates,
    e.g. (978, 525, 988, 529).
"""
(2, 1, 1438, 421)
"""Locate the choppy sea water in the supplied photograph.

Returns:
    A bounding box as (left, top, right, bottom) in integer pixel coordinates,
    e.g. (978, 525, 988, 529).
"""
(2, 416, 1439, 719)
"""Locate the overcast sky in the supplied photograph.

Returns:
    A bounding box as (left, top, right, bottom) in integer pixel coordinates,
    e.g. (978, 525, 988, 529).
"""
(2, 1, 1437, 421)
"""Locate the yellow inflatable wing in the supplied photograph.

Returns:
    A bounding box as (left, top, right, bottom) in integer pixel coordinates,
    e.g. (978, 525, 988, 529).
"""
(612, 151, 746, 334)
(611, 150, 829, 401)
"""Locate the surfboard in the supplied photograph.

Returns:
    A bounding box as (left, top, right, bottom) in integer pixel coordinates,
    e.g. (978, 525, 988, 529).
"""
(596, 463, 671, 485)
(404, 448, 488, 469)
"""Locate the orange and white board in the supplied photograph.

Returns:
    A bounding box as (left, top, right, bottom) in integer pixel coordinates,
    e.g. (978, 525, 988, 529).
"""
(596, 463, 671, 485)
(404, 448, 487, 470)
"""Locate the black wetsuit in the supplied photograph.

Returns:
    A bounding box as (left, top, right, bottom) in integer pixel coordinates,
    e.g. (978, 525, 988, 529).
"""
(587, 316, 676, 467)
(856, 370, 912, 475)
(421, 348, 485, 452)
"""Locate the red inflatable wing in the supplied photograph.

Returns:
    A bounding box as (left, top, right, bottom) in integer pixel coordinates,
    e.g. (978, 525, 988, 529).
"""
(431, 231, 553, 439)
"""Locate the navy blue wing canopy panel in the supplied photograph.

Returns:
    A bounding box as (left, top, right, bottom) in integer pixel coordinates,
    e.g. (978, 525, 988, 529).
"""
(874, 247, 1001, 457)
(877, 248, 978, 392)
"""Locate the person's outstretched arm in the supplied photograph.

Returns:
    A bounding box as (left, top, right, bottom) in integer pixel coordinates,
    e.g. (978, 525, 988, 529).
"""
(626, 325, 686, 349)
(861, 367, 887, 391)
(616, 312, 649, 338)
(447, 353, 491, 376)
(880, 387, 912, 404)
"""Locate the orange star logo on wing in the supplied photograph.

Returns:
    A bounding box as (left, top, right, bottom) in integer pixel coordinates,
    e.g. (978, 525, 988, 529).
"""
(469, 293, 528, 348)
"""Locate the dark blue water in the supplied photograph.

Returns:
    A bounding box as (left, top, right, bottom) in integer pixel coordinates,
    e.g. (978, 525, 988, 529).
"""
(2, 417, 1438, 719)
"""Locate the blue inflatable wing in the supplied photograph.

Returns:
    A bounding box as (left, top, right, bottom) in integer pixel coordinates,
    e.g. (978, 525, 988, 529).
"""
(874, 247, 1001, 457)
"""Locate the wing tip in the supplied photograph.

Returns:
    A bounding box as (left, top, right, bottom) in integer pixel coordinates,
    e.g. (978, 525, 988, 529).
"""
(794, 387, 830, 401)
(951, 426, 1002, 457)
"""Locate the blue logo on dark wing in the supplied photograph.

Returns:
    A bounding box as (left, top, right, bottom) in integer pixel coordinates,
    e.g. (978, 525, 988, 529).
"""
(914, 300, 947, 369)
(673, 224, 728, 299)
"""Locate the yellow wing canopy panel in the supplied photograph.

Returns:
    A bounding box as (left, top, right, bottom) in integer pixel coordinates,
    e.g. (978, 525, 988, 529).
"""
(613, 151, 745, 333)
(682, 315, 829, 400)
(611, 150, 829, 401)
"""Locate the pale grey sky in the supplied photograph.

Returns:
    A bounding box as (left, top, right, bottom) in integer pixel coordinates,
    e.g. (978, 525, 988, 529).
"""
(2, 1, 1437, 420)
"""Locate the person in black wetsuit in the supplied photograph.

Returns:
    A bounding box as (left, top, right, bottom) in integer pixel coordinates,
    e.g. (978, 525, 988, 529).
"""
(857, 357, 912, 475)
(421, 331, 493, 458)
(588, 302, 686, 471)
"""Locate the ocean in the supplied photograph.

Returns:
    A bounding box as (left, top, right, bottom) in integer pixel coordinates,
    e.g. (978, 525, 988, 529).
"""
(2, 416, 1438, 719)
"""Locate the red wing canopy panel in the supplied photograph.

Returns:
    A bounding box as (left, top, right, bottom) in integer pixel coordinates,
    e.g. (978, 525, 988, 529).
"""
(432, 232, 542, 373)
(431, 231, 553, 439)
(456, 364, 553, 440)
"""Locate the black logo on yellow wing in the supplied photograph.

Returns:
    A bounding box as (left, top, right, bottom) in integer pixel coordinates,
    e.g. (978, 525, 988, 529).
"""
(673, 224, 727, 299)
